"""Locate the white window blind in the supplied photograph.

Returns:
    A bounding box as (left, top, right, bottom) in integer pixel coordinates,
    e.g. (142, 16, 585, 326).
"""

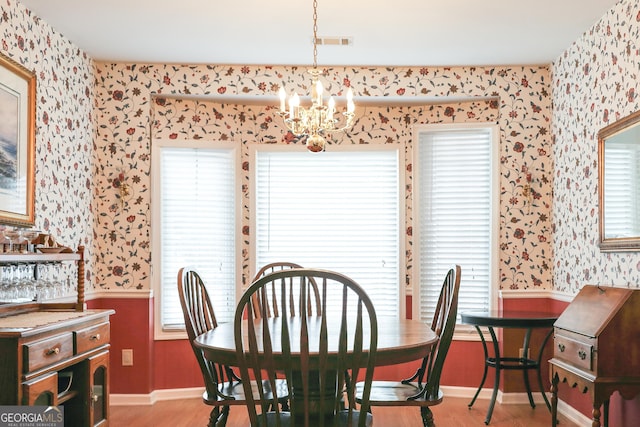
(603, 143, 640, 238)
(154, 142, 237, 331)
(416, 126, 495, 323)
(254, 147, 401, 318)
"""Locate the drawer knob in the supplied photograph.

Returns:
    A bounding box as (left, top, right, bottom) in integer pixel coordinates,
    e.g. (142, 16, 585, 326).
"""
(46, 347, 60, 356)
(558, 343, 565, 352)
(578, 349, 587, 360)
(90, 334, 101, 341)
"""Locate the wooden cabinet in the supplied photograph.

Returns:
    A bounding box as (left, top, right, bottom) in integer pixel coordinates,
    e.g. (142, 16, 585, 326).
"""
(0, 247, 114, 426)
(550, 285, 640, 427)
(0, 309, 114, 426)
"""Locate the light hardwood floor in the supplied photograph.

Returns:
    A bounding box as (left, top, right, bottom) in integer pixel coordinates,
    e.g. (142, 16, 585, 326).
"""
(110, 396, 578, 427)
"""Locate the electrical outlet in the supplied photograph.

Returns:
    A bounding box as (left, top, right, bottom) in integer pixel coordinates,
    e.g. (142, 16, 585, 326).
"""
(122, 349, 134, 366)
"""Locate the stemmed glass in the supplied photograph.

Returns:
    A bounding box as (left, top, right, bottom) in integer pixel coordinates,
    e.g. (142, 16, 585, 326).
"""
(35, 264, 52, 301)
(0, 264, 18, 301)
(21, 229, 40, 253)
(3, 227, 22, 253)
(17, 263, 36, 301)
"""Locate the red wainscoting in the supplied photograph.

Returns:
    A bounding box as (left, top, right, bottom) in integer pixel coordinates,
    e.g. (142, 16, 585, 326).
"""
(94, 294, 640, 425)
(88, 297, 156, 393)
(154, 339, 203, 390)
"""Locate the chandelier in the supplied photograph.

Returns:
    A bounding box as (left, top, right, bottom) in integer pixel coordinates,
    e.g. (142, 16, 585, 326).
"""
(277, 0, 355, 152)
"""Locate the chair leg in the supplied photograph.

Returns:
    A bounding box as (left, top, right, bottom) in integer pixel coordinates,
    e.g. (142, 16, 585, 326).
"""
(218, 406, 230, 427)
(420, 407, 435, 427)
(207, 407, 219, 427)
(208, 406, 229, 427)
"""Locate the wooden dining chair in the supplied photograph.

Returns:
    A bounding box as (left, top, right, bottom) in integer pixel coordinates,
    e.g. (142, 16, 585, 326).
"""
(234, 268, 378, 427)
(355, 265, 461, 427)
(178, 267, 287, 427)
(251, 262, 322, 318)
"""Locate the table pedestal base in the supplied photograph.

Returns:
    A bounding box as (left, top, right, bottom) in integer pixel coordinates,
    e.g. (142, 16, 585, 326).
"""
(468, 325, 553, 425)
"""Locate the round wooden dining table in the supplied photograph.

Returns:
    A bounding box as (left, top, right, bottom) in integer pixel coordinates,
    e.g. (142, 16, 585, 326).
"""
(194, 316, 438, 369)
(194, 316, 437, 424)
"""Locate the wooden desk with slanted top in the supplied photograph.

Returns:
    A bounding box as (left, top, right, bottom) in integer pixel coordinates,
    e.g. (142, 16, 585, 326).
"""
(550, 285, 640, 427)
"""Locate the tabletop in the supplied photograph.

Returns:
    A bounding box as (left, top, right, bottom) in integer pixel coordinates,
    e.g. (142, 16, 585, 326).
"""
(195, 316, 438, 368)
(460, 310, 558, 328)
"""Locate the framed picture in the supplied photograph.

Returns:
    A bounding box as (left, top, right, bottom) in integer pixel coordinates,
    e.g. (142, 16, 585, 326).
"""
(0, 53, 36, 226)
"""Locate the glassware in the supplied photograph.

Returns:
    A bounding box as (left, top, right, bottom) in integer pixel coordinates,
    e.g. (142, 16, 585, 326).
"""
(36, 264, 53, 301)
(17, 264, 36, 301)
(0, 264, 18, 301)
(21, 230, 40, 253)
(3, 227, 22, 253)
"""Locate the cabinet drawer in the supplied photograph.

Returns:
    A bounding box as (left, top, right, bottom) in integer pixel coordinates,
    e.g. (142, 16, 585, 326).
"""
(75, 322, 110, 354)
(555, 334, 593, 371)
(24, 333, 74, 373)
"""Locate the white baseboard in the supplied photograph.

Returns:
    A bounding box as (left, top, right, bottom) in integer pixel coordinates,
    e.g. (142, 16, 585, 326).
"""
(110, 387, 204, 406)
(555, 398, 592, 426)
(439, 385, 493, 400)
(110, 385, 590, 425)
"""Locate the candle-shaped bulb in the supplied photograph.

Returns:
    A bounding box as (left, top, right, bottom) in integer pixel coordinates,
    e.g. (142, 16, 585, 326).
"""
(315, 80, 323, 106)
(328, 97, 336, 117)
(279, 87, 286, 112)
(291, 93, 300, 119)
(346, 88, 355, 114)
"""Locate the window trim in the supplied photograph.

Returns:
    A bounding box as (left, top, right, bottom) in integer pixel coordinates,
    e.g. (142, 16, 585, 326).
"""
(248, 142, 407, 319)
(151, 139, 242, 341)
(411, 123, 500, 338)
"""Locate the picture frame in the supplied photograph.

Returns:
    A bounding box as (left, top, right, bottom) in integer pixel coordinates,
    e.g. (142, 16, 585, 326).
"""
(0, 52, 36, 226)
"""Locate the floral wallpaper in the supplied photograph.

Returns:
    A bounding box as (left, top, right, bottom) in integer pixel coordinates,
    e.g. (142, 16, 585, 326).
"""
(551, 0, 640, 293)
(94, 64, 553, 292)
(0, 1, 95, 287)
(1, 0, 557, 296)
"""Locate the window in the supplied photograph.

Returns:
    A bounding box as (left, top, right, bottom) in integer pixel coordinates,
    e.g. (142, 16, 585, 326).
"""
(152, 140, 238, 339)
(603, 142, 640, 237)
(252, 145, 403, 318)
(414, 124, 498, 326)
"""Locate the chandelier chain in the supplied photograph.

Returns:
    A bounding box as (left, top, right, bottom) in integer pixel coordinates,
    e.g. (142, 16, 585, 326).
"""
(312, 0, 318, 69)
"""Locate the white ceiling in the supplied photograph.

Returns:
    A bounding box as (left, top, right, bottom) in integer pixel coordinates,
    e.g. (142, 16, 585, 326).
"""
(19, 0, 618, 67)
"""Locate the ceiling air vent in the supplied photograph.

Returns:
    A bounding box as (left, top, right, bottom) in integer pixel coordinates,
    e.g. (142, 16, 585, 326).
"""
(313, 36, 353, 46)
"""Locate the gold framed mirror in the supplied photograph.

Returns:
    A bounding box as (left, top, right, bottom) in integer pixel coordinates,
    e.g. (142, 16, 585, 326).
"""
(598, 110, 640, 251)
